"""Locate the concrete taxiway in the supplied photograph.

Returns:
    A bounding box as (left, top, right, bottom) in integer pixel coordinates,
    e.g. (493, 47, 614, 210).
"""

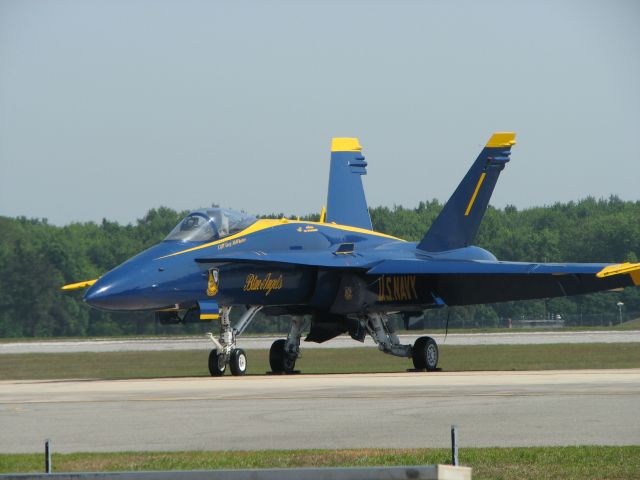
(2, 330, 639, 354)
(1, 369, 639, 453)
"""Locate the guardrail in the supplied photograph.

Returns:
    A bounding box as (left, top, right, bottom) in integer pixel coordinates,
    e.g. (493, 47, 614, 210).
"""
(1, 428, 471, 479)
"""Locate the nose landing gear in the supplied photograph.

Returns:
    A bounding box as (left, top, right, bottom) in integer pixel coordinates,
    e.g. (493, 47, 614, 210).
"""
(229, 348, 248, 376)
(208, 349, 227, 376)
(206, 306, 261, 376)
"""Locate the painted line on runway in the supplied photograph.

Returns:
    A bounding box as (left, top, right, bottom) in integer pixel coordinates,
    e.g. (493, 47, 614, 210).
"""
(3, 390, 638, 406)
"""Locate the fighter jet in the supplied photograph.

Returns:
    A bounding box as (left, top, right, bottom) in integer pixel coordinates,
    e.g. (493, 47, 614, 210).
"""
(63, 133, 640, 376)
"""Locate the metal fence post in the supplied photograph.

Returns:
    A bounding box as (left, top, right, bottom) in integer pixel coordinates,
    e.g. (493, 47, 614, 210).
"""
(45, 439, 52, 474)
(451, 425, 458, 466)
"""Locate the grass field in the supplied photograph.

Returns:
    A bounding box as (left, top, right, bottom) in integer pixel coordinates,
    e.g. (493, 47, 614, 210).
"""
(1, 446, 639, 479)
(1, 343, 639, 380)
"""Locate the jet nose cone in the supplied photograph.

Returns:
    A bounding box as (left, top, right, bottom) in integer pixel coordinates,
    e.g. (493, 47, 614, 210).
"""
(83, 267, 161, 311)
(84, 271, 143, 310)
(84, 280, 117, 309)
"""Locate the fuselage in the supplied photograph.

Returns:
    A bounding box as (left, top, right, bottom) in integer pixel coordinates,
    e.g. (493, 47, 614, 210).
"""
(84, 217, 496, 313)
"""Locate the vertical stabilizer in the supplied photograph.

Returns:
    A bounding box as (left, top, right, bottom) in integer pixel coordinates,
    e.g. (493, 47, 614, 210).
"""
(325, 138, 373, 230)
(417, 132, 516, 252)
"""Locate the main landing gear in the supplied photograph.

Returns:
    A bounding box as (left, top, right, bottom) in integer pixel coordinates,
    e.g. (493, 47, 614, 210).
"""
(269, 315, 303, 374)
(362, 313, 439, 371)
(206, 308, 438, 375)
(206, 306, 262, 376)
(411, 335, 439, 371)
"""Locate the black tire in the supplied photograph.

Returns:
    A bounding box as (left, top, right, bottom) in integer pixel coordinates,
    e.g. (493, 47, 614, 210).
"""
(229, 348, 247, 376)
(208, 349, 226, 376)
(269, 339, 297, 374)
(412, 336, 438, 371)
(269, 339, 286, 373)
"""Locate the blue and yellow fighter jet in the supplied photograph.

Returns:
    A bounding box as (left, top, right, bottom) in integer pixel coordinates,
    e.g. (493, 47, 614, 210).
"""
(63, 133, 640, 376)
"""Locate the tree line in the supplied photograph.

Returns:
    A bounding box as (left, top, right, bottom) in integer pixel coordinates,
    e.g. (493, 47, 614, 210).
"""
(0, 196, 638, 338)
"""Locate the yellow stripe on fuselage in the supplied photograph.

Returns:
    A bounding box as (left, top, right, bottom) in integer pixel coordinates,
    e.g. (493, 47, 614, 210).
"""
(464, 172, 487, 216)
(157, 219, 405, 259)
(200, 313, 220, 320)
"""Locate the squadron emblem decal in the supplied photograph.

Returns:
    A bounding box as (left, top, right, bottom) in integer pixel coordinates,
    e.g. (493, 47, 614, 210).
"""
(207, 268, 219, 297)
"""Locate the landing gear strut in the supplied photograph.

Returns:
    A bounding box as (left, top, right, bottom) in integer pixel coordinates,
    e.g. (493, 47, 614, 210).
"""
(361, 313, 439, 371)
(206, 306, 262, 376)
(269, 315, 303, 374)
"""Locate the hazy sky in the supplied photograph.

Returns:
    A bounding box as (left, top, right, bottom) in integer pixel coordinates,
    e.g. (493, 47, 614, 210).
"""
(1, 0, 639, 226)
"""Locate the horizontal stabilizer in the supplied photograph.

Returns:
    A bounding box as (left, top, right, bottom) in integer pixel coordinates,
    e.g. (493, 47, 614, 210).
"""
(418, 132, 516, 252)
(325, 138, 373, 230)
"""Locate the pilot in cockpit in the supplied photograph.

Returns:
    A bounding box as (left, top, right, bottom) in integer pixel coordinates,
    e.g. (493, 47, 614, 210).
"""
(211, 210, 229, 238)
(165, 208, 256, 243)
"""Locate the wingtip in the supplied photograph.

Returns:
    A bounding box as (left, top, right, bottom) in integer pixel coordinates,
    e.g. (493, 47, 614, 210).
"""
(596, 262, 640, 285)
(486, 132, 516, 148)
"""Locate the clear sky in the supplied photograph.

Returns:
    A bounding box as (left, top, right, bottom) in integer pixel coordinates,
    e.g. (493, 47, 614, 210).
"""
(1, 0, 638, 226)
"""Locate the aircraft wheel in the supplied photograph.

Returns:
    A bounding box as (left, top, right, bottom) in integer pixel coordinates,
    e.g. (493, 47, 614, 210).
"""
(208, 349, 227, 376)
(230, 348, 247, 376)
(269, 339, 286, 372)
(269, 339, 297, 374)
(412, 336, 438, 371)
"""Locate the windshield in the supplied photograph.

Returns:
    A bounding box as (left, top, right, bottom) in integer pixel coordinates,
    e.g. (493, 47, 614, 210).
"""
(164, 208, 257, 243)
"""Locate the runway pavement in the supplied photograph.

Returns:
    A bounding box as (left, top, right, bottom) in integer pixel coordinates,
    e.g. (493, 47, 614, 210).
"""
(1, 369, 639, 453)
(2, 330, 639, 354)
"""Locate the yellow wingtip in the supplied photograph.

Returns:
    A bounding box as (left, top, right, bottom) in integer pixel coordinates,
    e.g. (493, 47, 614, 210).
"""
(61, 279, 98, 291)
(331, 137, 362, 152)
(596, 262, 640, 284)
(486, 132, 516, 148)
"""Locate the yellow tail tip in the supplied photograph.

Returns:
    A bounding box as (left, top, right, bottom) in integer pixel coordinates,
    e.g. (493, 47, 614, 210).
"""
(331, 137, 362, 152)
(486, 132, 516, 148)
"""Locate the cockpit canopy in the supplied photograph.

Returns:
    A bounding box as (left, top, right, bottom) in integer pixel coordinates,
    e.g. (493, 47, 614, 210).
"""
(164, 208, 257, 243)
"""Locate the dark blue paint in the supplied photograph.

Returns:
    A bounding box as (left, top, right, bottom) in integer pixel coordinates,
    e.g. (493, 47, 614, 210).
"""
(418, 145, 512, 252)
(325, 150, 372, 230)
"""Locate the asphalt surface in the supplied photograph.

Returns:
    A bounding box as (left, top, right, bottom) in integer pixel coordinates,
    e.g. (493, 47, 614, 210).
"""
(2, 330, 639, 354)
(1, 369, 639, 453)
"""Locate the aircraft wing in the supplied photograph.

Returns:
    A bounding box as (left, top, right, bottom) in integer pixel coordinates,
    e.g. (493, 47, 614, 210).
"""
(367, 259, 640, 306)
